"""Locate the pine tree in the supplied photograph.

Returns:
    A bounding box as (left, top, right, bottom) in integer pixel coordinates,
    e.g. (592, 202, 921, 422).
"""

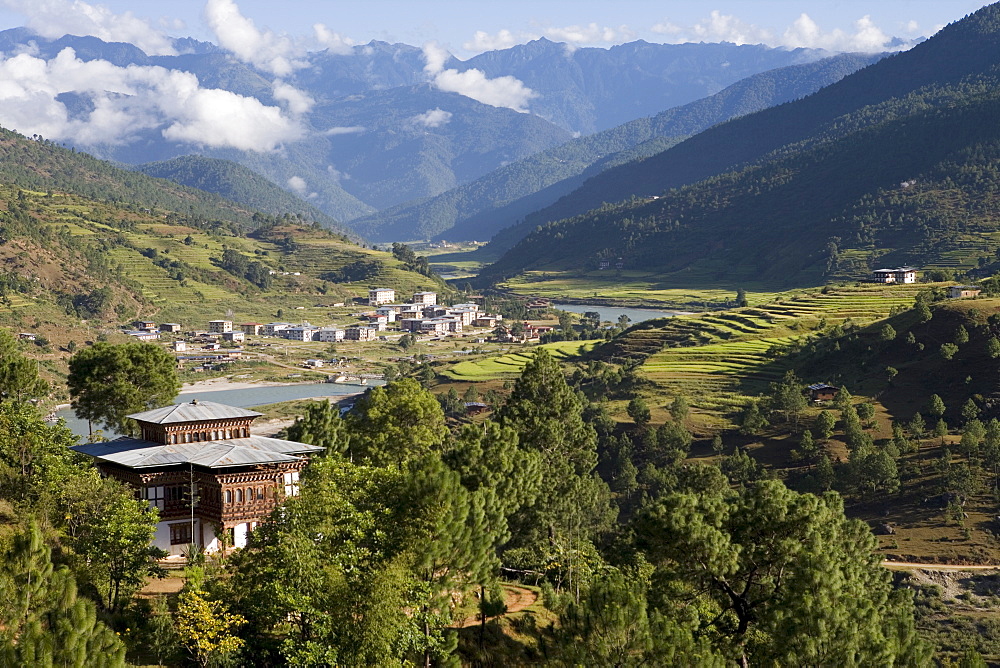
(0, 522, 126, 667)
(346, 378, 447, 466)
(814, 411, 836, 440)
(285, 400, 350, 456)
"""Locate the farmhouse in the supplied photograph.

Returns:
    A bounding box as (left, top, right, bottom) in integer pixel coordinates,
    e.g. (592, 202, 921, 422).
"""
(70, 400, 323, 555)
(807, 383, 839, 402)
(948, 285, 981, 299)
(871, 267, 917, 284)
(159, 323, 182, 333)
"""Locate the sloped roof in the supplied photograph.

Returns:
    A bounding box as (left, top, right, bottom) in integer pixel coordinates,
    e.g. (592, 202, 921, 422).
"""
(128, 400, 262, 424)
(70, 435, 323, 469)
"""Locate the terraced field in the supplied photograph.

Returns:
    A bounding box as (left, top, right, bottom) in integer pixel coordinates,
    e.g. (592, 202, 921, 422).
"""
(443, 340, 600, 381)
(593, 283, 933, 418)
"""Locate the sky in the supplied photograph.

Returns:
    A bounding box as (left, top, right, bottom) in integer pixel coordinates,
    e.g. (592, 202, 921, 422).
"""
(0, 0, 992, 58)
(0, 0, 991, 156)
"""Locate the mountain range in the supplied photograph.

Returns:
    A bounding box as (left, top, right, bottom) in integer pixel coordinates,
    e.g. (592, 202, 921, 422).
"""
(478, 3, 1000, 286)
(0, 28, 845, 231)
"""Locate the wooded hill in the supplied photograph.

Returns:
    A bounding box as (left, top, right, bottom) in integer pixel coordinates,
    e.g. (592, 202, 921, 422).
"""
(480, 4, 1000, 284)
(133, 155, 346, 233)
(352, 52, 884, 245)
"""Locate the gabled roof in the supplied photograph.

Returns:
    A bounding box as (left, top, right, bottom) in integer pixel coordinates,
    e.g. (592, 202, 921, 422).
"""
(70, 435, 323, 469)
(128, 400, 262, 424)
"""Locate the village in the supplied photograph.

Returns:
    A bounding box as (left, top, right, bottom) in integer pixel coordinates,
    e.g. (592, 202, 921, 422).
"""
(108, 288, 562, 377)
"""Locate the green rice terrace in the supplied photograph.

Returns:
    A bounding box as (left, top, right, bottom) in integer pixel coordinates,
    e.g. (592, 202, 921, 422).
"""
(589, 283, 930, 420)
(442, 340, 601, 381)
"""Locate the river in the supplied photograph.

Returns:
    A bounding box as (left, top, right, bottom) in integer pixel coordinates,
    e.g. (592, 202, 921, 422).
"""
(552, 302, 685, 324)
(52, 380, 382, 439)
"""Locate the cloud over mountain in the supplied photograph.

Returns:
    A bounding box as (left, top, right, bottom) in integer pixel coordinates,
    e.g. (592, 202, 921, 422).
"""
(0, 47, 302, 150)
(422, 41, 536, 113)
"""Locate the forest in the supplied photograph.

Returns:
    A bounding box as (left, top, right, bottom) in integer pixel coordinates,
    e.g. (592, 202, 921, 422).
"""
(0, 322, 939, 666)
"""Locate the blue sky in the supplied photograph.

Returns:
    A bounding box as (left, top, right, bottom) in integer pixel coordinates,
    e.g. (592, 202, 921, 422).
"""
(0, 0, 992, 57)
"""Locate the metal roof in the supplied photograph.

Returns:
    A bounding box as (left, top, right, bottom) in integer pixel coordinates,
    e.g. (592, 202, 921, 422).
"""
(128, 400, 263, 424)
(70, 435, 323, 469)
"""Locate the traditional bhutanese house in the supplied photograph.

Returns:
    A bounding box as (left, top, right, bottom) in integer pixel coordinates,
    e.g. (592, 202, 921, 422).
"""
(70, 400, 323, 556)
(948, 285, 981, 299)
(871, 267, 917, 284)
(807, 383, 839, 402)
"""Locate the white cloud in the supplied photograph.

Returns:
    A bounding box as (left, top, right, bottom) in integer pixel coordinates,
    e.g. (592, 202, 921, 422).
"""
(313, 23, 355, 55)
(272, 80, 313, 115)
(545, 23, 635, 45)
(323, 125, 365, 135)
(0, 47, 301, 151)
(203, 0, 305, 76)
(413, 108, 452, 128)
(1, 0, 177, 55)
(691, 11, 775, 45)
(422, 42, 536, 113)
(463, 29, 523, 53)
(287, 175, 306, 193)
(422, 41, 450, 74)
(904, 20, 920, 34)
(654, 11, 912, 53)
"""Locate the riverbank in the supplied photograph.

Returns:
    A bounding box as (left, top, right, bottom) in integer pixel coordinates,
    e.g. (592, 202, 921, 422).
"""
(179, 377, 305, 394)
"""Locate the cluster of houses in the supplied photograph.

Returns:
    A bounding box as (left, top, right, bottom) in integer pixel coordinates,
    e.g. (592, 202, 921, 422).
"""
(124, 289, 505, 356)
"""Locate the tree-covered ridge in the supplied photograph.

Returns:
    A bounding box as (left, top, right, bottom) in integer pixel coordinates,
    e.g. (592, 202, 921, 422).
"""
(478, 3, 1000, 267)
(482, 41, 1000, 284)
(350, 52, 883, 244)
(133, 155, 350, 235)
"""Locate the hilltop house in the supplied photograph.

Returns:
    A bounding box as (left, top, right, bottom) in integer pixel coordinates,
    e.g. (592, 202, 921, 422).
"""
(70, 400, 323, 555)
(871, 267, 917, 284)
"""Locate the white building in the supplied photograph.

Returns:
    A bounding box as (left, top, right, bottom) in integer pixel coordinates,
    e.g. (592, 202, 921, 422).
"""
(345, 325, 378, 341)
(412, 291, 437, 306)
(222, 331, 245, 343)
(127, 330, 160, 341)
(871, 267, 917, 284)
(263, 322, 292, 337)
(375, 306, 398, 322)
(369, 288, 396, 306)
(282, 326, 319, 342)
(318, 327, 345, 342)
(208, 320, 233, 333)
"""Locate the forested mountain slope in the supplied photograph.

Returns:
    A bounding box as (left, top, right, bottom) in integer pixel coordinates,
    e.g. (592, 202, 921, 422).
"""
(134, 155, 346, 232)
(350, 52, 881, 244)
(480, 6, 1000, 262)
(481, 4, 1000, 284)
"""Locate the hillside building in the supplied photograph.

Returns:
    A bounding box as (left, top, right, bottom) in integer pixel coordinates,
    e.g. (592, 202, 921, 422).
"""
(70, 400, 323, 555)
(949, 285, 982, 299)
(871, 267, 917, 284)
(412, 291, 437, 306)
(369, 288, 395, 306)
(208, 320, 233, 334)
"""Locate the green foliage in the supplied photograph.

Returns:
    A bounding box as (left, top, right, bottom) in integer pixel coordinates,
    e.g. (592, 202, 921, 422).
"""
(319, 259, 385, 283)
(0, 329, 47, 403)
(626, 397, 651, 428)
(284, 401, 350, 456)
(738, 400, 769, 436)
(928, 394, 947, 419)
(769, 370, 807, 425)
(940, 342, 959, 360)
(814, 410, 837, 440)
(634, 480, 929, 665)
(0, 522, 126, 667)
(346, 378, 447, 466)
(879, 323, 897, 341)
(68, 342, 180, 436)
